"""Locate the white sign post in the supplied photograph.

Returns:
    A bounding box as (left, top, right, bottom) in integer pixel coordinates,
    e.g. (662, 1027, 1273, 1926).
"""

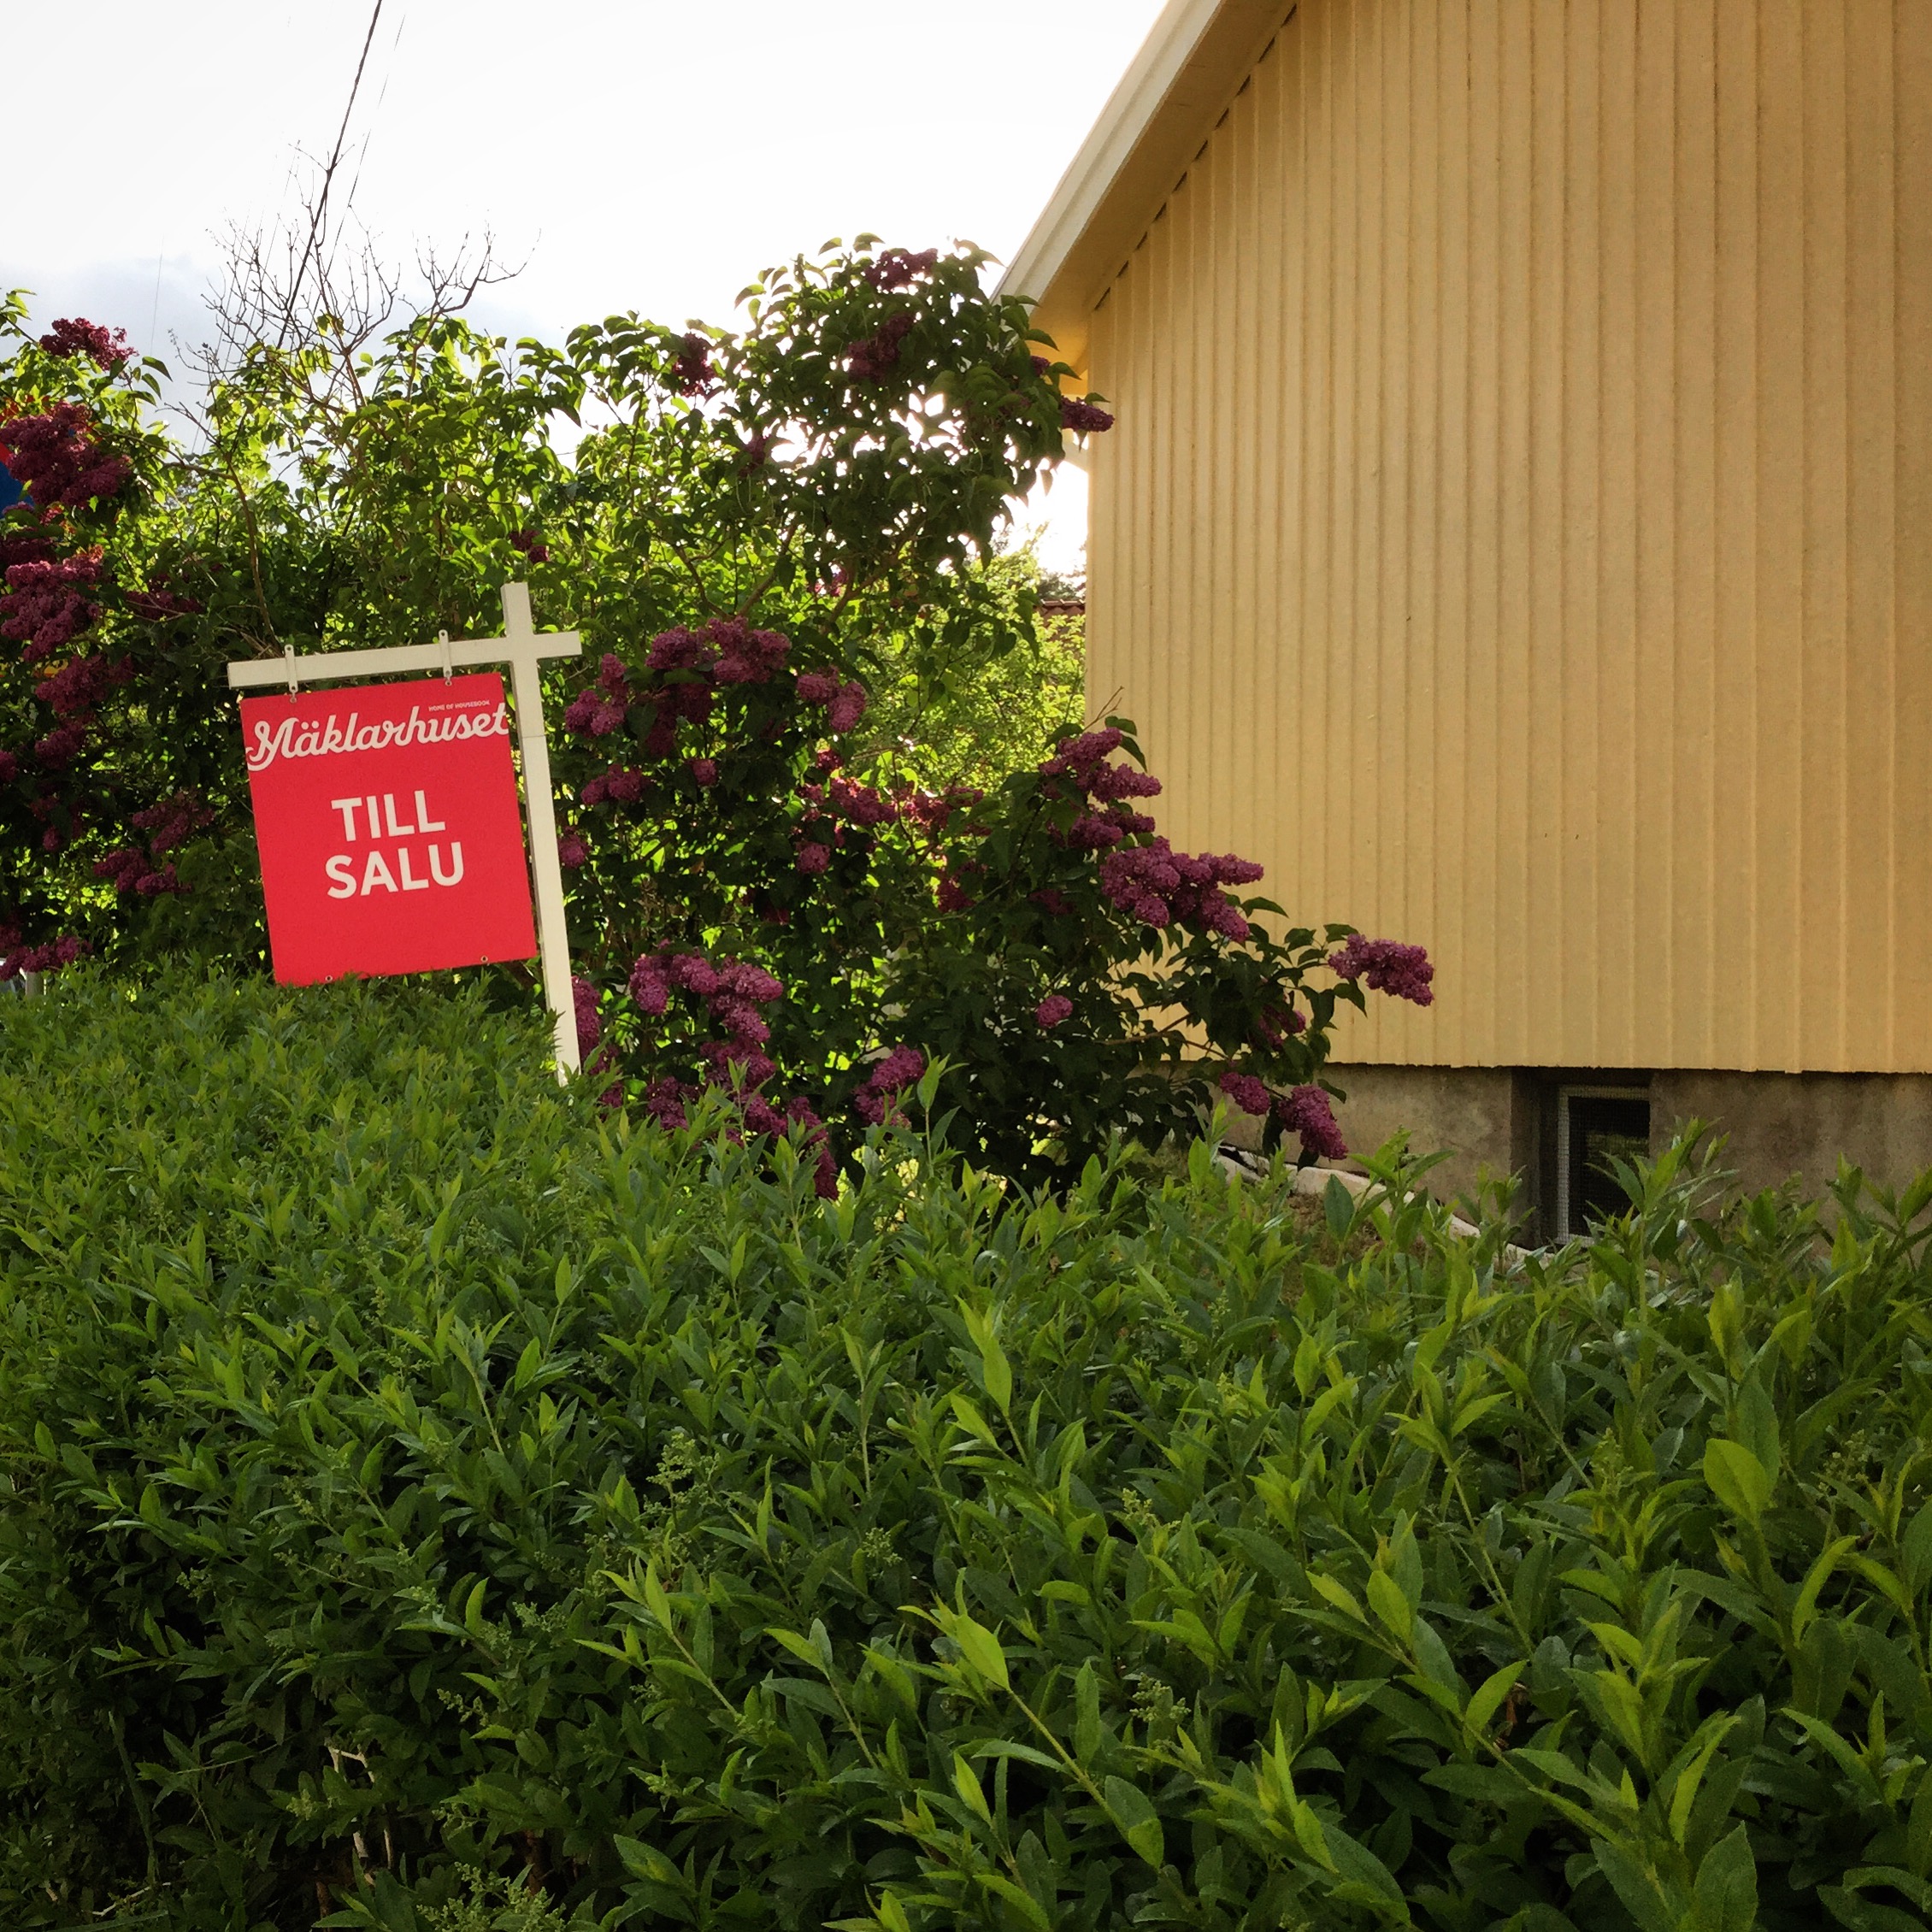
(227, 581, 584, 1079)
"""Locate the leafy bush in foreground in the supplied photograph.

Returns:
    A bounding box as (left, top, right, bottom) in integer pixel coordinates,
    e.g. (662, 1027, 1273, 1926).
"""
(4, 974, 1932, 1931)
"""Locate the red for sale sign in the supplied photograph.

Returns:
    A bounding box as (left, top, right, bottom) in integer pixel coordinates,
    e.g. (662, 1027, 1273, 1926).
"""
(240, 673, 539, 984)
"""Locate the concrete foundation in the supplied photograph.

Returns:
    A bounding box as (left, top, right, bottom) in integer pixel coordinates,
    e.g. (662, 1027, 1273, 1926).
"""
(1286, 1064, 1932, 1237)
(1321, 1065, 1539, 1210)
(1651, 1071, 1932, 1204)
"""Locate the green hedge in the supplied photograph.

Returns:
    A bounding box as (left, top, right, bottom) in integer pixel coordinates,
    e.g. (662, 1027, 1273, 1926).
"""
(4, 974, 1932, 1932)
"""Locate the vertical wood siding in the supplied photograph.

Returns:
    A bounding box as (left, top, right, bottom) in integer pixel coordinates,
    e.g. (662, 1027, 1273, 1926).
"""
(1085, 0, 1932, 1072)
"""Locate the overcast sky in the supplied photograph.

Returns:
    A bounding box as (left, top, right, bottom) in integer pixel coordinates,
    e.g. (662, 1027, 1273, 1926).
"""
(3, 1, 1159, 573)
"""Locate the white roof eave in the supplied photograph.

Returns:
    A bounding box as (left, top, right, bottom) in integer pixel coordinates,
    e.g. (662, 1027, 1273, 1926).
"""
(995, 0, 1225, 309)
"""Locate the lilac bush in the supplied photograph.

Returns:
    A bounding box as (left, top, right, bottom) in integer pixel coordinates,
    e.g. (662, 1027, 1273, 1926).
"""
(0, 245, 1435, 1184)
(560, 648, 1434, 1181)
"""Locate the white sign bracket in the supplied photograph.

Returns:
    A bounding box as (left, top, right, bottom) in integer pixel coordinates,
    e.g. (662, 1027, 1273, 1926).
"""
(227, 582, 585, 1080)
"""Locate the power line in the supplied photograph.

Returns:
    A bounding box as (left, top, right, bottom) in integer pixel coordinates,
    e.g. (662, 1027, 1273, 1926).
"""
(343, 8, 408, 215)
(279, 0, 386, 347)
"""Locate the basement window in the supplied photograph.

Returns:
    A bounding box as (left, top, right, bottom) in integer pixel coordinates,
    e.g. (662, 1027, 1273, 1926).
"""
(1554, 1087, 1652, 1236)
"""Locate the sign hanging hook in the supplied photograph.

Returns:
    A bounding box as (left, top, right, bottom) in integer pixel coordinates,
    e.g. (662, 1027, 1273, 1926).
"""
(438, 629, 453, 683)
(284, 644, 298, 702)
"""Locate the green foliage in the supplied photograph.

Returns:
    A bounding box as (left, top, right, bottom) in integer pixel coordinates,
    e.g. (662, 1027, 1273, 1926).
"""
(6, 250, 1393, 1187)
(0, 241, 1075, 980)
(849, 547, 1085, 794)
(8, 973, 1931, 1929)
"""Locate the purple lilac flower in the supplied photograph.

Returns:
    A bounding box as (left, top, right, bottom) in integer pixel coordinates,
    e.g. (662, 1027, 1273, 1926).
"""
(1328, 935, 1434, 1006)
(854, 1046, 925, 1125)
(573, 977, 602, 1052)
(1, 552, 103, 660)
(1219, 1069, 1271, 1116)
(0, 406, 131, 512)
(1275, 1086, 1348, 1161)
(827, 680, 868, 733)
(863, 248, 939, 290)
(39, 317, 133, 368)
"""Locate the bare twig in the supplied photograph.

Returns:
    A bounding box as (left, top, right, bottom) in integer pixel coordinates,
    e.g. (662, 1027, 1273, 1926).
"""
(184, 0, 521, 402)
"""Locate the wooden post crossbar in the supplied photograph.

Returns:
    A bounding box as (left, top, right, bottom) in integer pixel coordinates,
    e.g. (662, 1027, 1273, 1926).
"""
(227, 582, 584, 1079)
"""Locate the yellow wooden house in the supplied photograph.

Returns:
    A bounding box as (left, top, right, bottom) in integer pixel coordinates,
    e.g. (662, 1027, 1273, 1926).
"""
(1004, 0, 1932, 1228)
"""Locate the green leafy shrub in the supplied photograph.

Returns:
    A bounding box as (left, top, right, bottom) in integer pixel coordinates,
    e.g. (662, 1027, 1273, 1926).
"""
(0, 252, 1422, 1187)
(842, 547, 1086, 795)
(0, 243, 1093, 979)
(5, 972, 1932, 1931)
